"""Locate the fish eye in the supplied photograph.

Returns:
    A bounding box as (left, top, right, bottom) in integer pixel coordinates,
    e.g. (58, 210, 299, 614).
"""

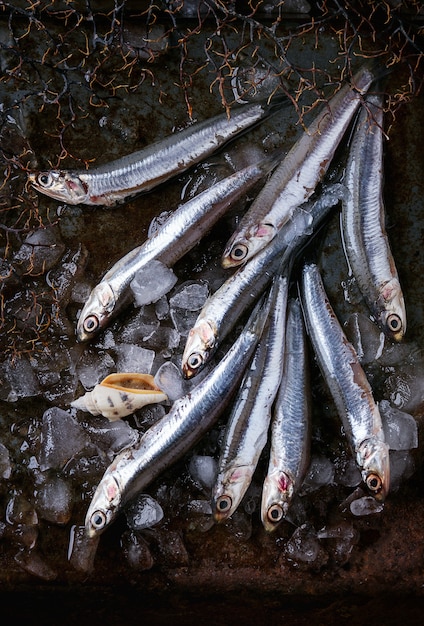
(387, 313, 402, 333)
(230, 243, 248, 262)
(90, 510, 107, 530)
(187, 352, 203, 370)
(267, 504, 283, 523)
(366, 473, 382, 494)
(216, 495, 232, 512)
(38, 173, 52, 187)
(83, 314, 100, 333)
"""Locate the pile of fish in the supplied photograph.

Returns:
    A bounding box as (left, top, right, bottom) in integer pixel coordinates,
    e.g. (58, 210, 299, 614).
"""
(28, 61, 409, 568)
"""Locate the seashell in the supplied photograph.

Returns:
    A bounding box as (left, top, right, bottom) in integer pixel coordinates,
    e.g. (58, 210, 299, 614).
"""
(71, 373, 167, 421)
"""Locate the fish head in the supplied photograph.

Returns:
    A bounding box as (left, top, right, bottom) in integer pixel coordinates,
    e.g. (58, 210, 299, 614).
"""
(181, 319, 216, 379)
(377, 278, 406, 342)
(212, 465, 254, 522)
(357, 437, 390, 501)
(76, 282, 116, 342)
(85, 472, 122, 538)
(261, 471, 294, 532)
(28, 170, 89, 204)
(221, 222, 276, 268)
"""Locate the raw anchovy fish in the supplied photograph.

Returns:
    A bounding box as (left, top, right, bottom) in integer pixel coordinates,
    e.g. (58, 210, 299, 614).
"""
(300, 261, 390, 501)
(261, 298, 311, 531)
(84, 293, 271, 539)
(221, 64, 376, 268)
(212, 272, 290, 522)
(341, 93, 406, 341)
(182, 183, 345, 379)
(76, 155, 278, 342)
(28, 100, 283, 206)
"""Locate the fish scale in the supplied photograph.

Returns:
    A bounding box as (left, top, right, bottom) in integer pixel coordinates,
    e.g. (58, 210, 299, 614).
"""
(341, 92, 406, 341)
(300, 261, 390, 501)
(221, 63, 376, 269)
(76, 155, 278, 342)
(84, 292, 272, 538)
(261, 297, 311, 531)
(28, 100, 284, 206)
(211, 272, 290, 522)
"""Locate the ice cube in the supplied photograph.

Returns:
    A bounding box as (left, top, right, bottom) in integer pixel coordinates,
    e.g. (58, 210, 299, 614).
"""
(154, 361, 187, 401)
(12, 225, 65, 276)
(133, 403, 167, 430)
(389, 449, 415, 491)
(284, 524, 329, 568)
(221, 508, 252, 541)
(146, 529, 189, 566)
(9, 524, 38, 550)
(334, 455, 362, 488)
(186, 499, 215, 533)
(169, 280, 209, 311)
(34, 473, 74, 525)
(76, 349, 115, 390)
(3, 355, 40, 402)
(70, 280, 92, 305)
(379, 400, 418, 450)
(148, 326, 180, 358)
(301, 455, 335, 493)
(68, 524, 100, 574)
(349, 495, 384, 516)
(317, 521, 359, 565)
(114, 343, 155, 373)
(188, 454, 217, 491)
(169, 306, 199, 337)
(5, 493, 38, 526)
(116, 307, 159, 344)
(155, 295, 169, 320)
(0, 443, 12, 479)
(125, 494, 164, 530)
(344, 312, 386, 364)
(14, 549, 57, 581)
(383, 356, 424, 414)
(121, 530, 154, 570)
(38, 407, 91, 471)
(83, 416, 139, 454)
(46, 244, 89, 305)
(93, 329, 115, 350)
(130, 259, 177, 306)
(31, 346, 79, 405)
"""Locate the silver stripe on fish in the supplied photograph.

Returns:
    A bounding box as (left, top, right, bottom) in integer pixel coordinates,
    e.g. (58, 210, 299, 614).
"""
(84, 290, 272, 539)
(261, 297, 311, 531)
(341, 92, 406, 341)
(182, 183, 346, 379)
(299, 261, 390, 501)
(211, 272, 290, 522)
(76, 155, 279, 342)
(28, 100, 284, 206)
(221, 64, 376, 268)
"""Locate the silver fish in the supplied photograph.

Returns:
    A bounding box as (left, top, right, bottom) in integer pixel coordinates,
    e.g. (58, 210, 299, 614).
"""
(341, 93, 406, 341)
(182, 184, 345, 379)
(261, 298, 311, 531)
(28, 100, 283, 206)
(300, 261, 390, 501)
(221, 64, 376, 268)
(84, 292, 271, 539)
(211, 272, 290, 522)
(76, 156, 278, 342)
